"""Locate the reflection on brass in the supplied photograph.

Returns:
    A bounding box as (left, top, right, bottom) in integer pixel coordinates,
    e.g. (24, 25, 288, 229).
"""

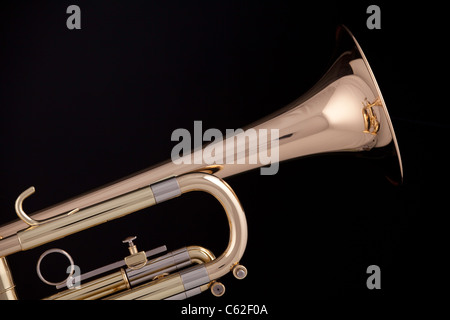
(122, 236, 148, 270)
(362, 97, 382, 135)
(15, 186, 80, 227)
(0, 26, 402, 300)
(44, 269, 130, 300)
(0, 257, 17, 300)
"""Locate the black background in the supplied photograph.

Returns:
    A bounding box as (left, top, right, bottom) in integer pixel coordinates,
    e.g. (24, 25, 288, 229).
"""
(0, 0, 443, 303)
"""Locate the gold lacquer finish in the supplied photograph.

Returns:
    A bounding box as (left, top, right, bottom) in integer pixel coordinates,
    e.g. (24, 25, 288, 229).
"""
(45, 269, 130, 300)
(123, 236, 148, 270)
(107, 173, 247, 300)
(362, 97, 382, 135)
(0, 26, 402, 300)
(0, 187, 156, 257)
(106, 273, 185, 300)
(187, 246, 216, 264)
(0, 28, 402, 244)
(15, 187, 79, 227)
(0, 257, 17, 300)
(177, 174, 247, 282)
(44, 245, 215, 300)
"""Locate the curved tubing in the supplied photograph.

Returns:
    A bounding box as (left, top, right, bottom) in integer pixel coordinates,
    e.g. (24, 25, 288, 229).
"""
(177, 173, 247, 281)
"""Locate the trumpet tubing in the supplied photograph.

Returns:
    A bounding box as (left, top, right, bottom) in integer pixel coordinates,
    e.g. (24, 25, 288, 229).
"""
(44, 246, 215, 300)
(0, 257, 17, 300)
(0, 26, 402, 300)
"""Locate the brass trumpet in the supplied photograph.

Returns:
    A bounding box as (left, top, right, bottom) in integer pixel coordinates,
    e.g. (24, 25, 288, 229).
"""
(0, 26, 402, 300)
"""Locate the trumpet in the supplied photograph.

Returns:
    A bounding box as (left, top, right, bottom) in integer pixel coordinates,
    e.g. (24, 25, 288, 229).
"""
(0, 26, 402, 300)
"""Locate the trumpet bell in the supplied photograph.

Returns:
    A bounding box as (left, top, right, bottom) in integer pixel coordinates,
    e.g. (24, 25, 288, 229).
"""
(332, 25, 402, 183)
(236, 25, 403, 183)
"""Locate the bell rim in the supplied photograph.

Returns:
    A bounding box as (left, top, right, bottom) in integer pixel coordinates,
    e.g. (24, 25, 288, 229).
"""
(341, 25, 404, 182)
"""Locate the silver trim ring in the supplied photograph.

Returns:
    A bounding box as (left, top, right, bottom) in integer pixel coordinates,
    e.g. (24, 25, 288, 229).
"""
(36, 248, 75, 287)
